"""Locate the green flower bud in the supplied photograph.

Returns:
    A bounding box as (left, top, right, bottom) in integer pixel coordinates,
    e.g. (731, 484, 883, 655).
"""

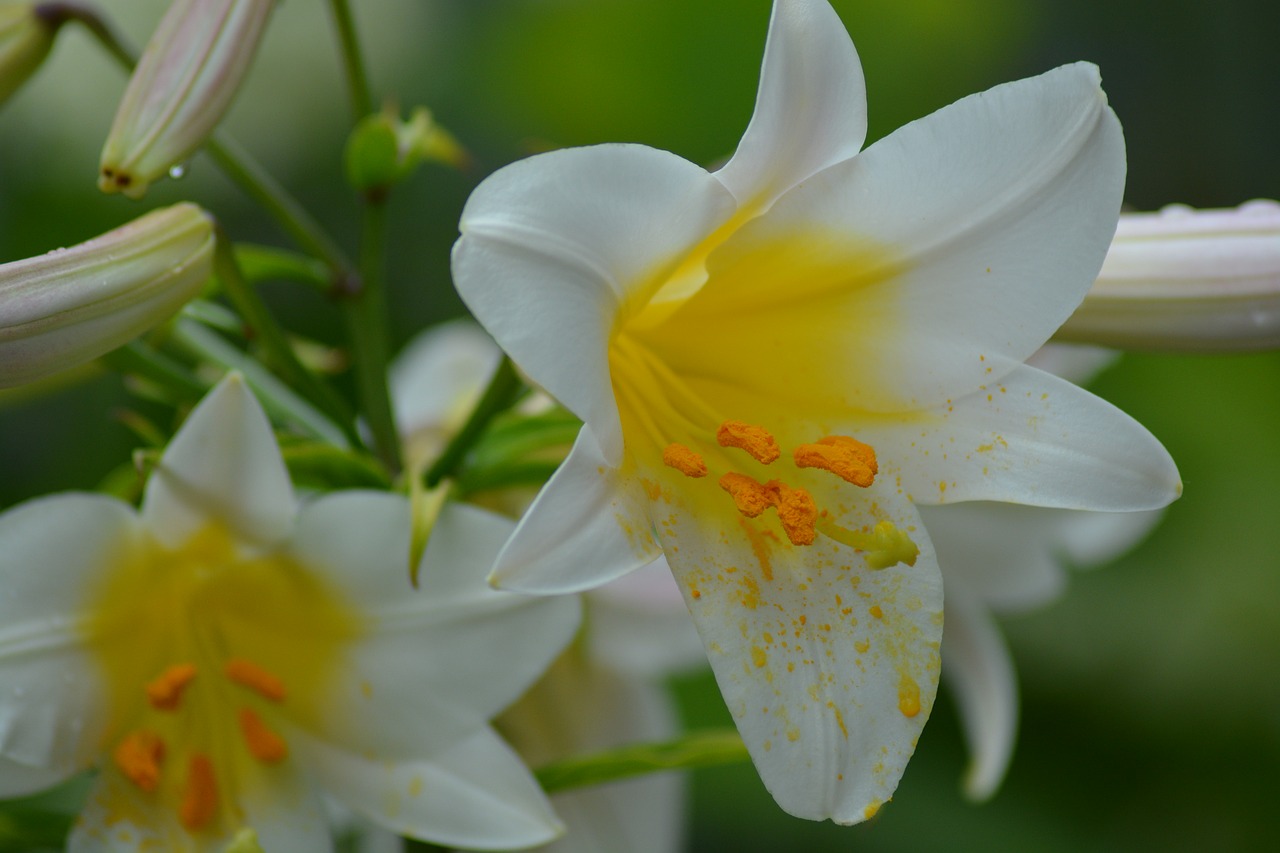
(1058, 201, 1280, 352)
(0, 4, 57, 106)
(0, 203, 215, 388)
(344, 106, 469, 195)
(99, 0, 275, 199)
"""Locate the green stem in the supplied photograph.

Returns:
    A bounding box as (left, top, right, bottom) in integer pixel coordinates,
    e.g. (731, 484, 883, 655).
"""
(205, 135, 352, 276)
(214, 230, 360, 446)
(534, 729, 751, 794)
(342, 202, 402, 471)
(99, 340, 208, 399)
(327, 0, 374, 118)
(424, 356, 525, 487)
(36, 3, 134, 67)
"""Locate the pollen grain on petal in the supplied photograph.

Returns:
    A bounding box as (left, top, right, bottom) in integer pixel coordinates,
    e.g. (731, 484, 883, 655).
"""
(237, 707, 289, 763)
(112, 730, 166, 792)
(719, 472, 774, 518)
(146, 662, 199, 711)
(662, 443, 708, 478)
(898, 673, 922, 718)
(793, 435, 878, 487)
(717, 420, 781, 465)
(224, 658, 286, 703)
(179, 753, 218, 831)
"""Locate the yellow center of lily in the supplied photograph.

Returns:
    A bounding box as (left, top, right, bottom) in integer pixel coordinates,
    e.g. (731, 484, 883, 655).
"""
(82, 524, 363, 835)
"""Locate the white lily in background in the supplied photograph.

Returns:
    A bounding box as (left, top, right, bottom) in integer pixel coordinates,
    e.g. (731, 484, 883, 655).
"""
(452, 0, 1181, 824)
(0, 203, 214, 389)
(392, 322, 703, 853)
(1059, 200, 1280, 351)
(927, 344, 1164, 800)
(0, 374, 576, 852)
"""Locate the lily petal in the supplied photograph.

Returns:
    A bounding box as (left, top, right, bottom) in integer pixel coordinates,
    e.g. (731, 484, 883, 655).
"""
(940, 581, 1018, 801)
(294, 725, 563, 851)
(0, 494, 138, 773)
(687, 62, 1124, 413)
(291, 497, 580, 757)
(869, 363, 1181, 511)
(651, 468, 943, 823)
(454, 144, 736, 463)
(142, 373, 295, 548)
(490, 427, 663, 593)
(715, 0, 867, 209)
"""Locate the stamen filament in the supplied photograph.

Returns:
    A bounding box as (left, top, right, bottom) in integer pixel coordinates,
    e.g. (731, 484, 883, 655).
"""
(816, 518, 919, 569)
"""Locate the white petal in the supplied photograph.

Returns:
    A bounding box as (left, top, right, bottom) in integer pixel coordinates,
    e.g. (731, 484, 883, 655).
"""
(389, 319, 500, 447)
(142, 373, 295, 548)
(699, 62, 1124, 413)
(239, 767, 336, 853)
(490, 427, 662, 594)
(648, 466, 943, 823)
(1055, 506, 1164, 568)
(1025, 343, 1119, 387)
(453, 144, 736, 463)
(69, 769, 204, 852)
(0, 494, 138, 772)
(941, 581, 1019, 801)
(294, 725, 562, 851)
(715, 0, 867, 209)
(869, 363, 1181, 511)
(291, 497, 581, 759)
(585, 558, 706, 677)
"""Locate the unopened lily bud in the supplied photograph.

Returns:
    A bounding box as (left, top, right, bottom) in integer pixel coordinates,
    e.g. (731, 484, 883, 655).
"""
(0, 203, 215, 388)
(345, 107, 470, 195)
(0, 4, 58, 106)
(99, 0, 274, 199)
(1058, 200, 1280, 352)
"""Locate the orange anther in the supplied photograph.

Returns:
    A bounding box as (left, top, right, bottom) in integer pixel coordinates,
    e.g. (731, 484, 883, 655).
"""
(662, 443, 708, 478)
(224, 658, 286, 703)
(767, 481, 817, 546)
(145, 662, 198, 711)
(237, 708, 289, 764)
(793, 435, 878, 487)
(719, 472, 774, 518)
(717, 421, 781, 465)
(179, 753, 218, 831)
(112, 730, 166, 792)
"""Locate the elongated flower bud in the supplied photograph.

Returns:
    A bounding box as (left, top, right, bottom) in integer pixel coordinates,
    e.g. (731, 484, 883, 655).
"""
(0, 203, 215, 387)
(99, 0, 274, 199)
(1058, 200, 1280, 352)
(0, 4, 57, 106)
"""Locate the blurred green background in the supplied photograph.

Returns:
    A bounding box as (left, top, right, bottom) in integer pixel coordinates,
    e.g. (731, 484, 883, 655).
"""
(2, 0, 1279, 850)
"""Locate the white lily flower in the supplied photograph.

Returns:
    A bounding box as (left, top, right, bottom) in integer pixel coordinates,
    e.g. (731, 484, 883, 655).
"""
(452, 0, 1181, 825)
(0, 374, 576, 852)
(1059, 200, 1280, 351)
(391, 322, 702, 853)
(0, 203, 214, 389)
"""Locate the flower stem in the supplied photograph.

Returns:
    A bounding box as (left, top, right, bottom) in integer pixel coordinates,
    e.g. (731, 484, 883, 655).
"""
(99, 341, 208, 399)
(34, 2, 133, 67)
(327, 0, 374, 119)
(214, 230, 360, 446)
(341, 202, 402, 471)
(534, 728, 751, 793)
(424, 356, 525, 488)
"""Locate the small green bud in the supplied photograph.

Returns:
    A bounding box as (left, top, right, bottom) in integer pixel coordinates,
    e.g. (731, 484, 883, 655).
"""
(344, 106, 469, 194)
(99, 0, 275, 199)
(0, 203, 215, 388)
(0, 4, 58, 106)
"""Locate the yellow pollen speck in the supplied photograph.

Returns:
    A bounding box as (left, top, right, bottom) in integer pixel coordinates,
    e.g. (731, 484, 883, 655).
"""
(864, 800, 882, 819)
(855, 639, 870, 653)
(786, 727, 801, 742)
(690, 588, 702, 599)
(717, 420, 781, 464)
(642, 479, 663, 501)
(751, 646, 768, 668)
(145, 662, 197, 711)
(112, 730, 165, 792)
(898, 674, 921, 718)
(828, 701, 849, 740)
(793, 435, 878, 487)
(739, 518, 775, 581)
(662, 443, 708, 478)
(408, 775, 424, 797)
(179, 753, 218, 831)
(238, 707, 289, 764)
(224, 658, 286, 703)
(869, 605, 884, 619)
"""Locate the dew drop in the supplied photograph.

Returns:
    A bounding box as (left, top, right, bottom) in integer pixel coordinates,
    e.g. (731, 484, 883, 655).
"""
(169, 163, 187, 180)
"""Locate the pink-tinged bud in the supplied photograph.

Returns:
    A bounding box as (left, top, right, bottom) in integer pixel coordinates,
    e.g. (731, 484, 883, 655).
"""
(98, 0, 275, 199)
(1058, 201, 1280, 352)
(0, 5, 57, 106)
(0, 203, 215, 388)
